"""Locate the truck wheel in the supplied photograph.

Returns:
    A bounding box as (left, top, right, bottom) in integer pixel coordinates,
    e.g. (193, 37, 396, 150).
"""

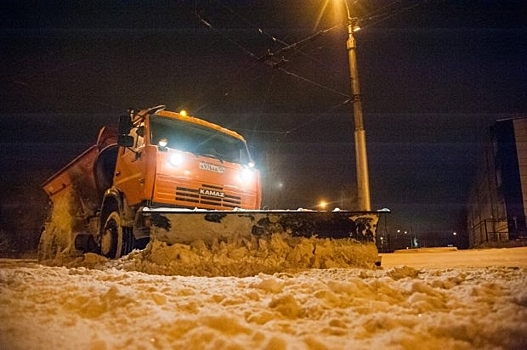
(100, 211, 134, 259)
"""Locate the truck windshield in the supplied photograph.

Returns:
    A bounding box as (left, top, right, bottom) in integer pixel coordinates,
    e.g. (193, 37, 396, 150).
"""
(150, 115, 251, 165)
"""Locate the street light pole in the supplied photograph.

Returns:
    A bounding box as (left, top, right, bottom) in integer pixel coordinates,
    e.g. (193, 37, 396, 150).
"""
(344, 1, 371, 211)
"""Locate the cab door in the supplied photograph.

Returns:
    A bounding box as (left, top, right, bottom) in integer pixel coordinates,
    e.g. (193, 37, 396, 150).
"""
(113, 125, 146, 205)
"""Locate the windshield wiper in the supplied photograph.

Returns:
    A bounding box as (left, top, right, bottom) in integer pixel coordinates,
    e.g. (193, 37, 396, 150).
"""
(200, 150, 225, 163)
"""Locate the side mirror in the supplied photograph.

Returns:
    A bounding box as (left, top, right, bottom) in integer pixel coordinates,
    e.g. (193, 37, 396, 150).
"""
(118, 135, 134, 147)
(118, 115, 133, 135)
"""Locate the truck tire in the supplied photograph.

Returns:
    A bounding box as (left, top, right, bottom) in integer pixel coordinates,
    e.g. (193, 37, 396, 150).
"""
(100, 211, 134, 259)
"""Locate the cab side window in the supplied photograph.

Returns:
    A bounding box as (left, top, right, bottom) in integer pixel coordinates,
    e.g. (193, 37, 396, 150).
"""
(135, 125, 145, 148)
(128, 125, 145, 149)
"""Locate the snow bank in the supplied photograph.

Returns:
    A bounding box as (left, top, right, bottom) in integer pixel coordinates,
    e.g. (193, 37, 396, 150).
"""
(113, 236, 379, 277)
(40, 236, 379, 277)
(1, 248, 527, 350)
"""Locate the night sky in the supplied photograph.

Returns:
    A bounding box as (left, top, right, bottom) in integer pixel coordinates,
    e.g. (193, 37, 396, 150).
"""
(1, 0, 526, 242)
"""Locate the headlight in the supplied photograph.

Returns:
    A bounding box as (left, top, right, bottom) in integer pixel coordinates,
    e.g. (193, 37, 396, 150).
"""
(167, 153, 184, 167)
(158, 138, 168, 148)
(239, 167, 254, 183)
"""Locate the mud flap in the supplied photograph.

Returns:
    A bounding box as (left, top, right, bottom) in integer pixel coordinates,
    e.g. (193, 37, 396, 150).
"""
(143, 208, 381, 246)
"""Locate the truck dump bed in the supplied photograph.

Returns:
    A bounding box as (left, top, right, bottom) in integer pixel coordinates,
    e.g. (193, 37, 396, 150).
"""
(42, 127, 117, 218)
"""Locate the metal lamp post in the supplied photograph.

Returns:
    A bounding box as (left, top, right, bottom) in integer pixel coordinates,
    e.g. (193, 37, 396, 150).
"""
(343, 1, 371, 211)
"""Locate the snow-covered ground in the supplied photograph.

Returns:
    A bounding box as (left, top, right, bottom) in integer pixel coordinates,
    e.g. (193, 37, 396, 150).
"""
(1, 246, 526, 350)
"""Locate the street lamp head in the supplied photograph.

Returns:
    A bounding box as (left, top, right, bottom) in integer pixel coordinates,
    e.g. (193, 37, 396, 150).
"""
(331, 0, 347, 19)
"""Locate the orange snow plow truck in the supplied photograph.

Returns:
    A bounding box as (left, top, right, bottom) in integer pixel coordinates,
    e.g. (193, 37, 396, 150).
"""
(38, 105, 383, 263)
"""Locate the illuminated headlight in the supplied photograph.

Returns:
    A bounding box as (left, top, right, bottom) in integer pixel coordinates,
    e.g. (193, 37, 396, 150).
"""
(158, 138, 168, 148)
(167, 153, 184, 167)
(240, 167, 254, 183)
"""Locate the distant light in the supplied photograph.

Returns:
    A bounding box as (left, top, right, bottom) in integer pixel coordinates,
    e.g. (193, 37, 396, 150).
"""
(453, 232, 457, 236)
(353, 24, 361, 32)
(319, 200, 328, 210)
(180, 110, 188, 116)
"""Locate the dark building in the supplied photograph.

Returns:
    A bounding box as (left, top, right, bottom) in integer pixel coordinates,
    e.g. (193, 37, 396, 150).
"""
(467, 117, 527, 248)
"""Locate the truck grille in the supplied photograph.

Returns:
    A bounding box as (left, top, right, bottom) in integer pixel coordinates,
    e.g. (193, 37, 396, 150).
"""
(175, 185, 242, 208)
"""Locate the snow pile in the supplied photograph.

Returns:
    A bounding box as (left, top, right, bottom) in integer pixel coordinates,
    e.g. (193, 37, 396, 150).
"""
(1, 248, 527, 350)
(40, 236, 379, 277)
(112, 236, 379, 277)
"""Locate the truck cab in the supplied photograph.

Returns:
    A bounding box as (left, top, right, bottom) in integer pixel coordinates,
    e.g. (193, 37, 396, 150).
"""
(96, 106, 261, 258)
(114, 106, 261, 211)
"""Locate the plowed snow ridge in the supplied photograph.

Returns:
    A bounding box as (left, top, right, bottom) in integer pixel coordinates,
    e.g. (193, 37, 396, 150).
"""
(1, 247, 526, 349)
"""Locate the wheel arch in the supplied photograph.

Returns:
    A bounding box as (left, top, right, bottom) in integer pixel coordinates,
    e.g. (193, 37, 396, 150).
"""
(99, 189, 135, 234)
(94, 144, 119, 200)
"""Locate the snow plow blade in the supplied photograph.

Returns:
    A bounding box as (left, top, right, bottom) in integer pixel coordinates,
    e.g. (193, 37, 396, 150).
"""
(144, 208, 383, 246)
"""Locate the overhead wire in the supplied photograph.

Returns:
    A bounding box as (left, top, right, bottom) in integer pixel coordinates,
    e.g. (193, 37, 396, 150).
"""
(193, 3, 351, 138)
(198, 0, 349, 97)
(197, 0, 430, 137)
(5, 0, 429, 119)
(355, 0, 428, 29)
(197, 14, 258, 60)
(193, 11, 280, 119)
(276, 68, 349, 98)
(211, 0, 290, 47)
(192, 6, 349, 137)
(194, 10, 349, 111)
(212, 0, 337, 70)
(192, 0, 437, 168)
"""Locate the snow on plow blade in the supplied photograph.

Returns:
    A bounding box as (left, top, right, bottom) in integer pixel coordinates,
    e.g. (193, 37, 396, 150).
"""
(143, 208, 382, 246)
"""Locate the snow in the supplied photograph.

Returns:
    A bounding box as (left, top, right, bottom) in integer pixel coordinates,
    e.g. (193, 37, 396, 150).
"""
(1, 247, 527, 349)
(115, 237, 379, 277)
